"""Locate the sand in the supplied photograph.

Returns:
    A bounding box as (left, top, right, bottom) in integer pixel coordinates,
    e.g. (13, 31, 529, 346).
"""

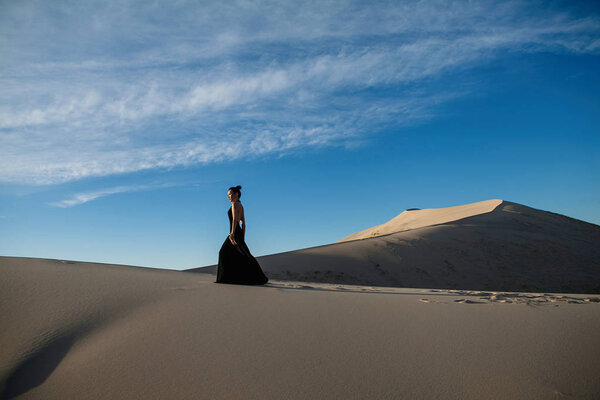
(2, 256, 600, 399)
(337, 199, 504, 242)
(190, 200, 600, 293)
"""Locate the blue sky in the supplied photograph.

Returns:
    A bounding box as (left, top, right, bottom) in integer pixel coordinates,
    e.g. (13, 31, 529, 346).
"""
(1, 0, 599, 270)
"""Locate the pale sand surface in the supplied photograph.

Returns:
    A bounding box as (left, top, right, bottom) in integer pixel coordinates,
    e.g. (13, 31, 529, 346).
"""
(2, 257, 600, 399)
(338, 199, 504, 242)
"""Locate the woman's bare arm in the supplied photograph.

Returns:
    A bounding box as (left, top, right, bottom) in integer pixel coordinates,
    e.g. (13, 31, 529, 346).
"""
(241, 217, 246, 240)
(240, 207, 246, 232)
(230, 203, 245, 244)
(231, 203, 242, 235)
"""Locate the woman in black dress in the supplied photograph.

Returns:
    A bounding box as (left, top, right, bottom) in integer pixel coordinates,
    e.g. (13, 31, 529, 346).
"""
(216, 185, 269, 285)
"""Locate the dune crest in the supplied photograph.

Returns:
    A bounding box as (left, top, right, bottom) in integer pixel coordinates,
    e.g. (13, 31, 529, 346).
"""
(338, 199, 503, 242)
(190, 199, 600, 294)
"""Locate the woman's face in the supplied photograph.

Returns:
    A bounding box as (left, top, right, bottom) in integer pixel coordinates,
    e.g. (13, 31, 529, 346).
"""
(227, 190, 238, 202)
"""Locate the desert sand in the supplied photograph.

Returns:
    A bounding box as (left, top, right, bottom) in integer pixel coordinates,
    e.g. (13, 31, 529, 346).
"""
(3, 199, 600, 399)
(337, 199, 504, 242)
(191, 200, 600, 293)
(1, 256, 600, 399)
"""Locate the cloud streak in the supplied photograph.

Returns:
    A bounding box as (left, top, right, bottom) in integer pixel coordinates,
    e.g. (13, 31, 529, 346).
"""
(1, 0, 599, 184)
(49, 183, 178, 207)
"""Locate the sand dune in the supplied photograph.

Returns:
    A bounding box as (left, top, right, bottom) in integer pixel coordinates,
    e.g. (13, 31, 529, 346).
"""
(338, 199, 503, 242)
(3, 199, 599, 398)
(1, 257, 600, 399)
(190, 199, 600, 293)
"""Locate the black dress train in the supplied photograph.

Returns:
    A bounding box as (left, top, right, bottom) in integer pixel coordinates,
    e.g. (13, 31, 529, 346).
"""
(216, 206, 268, 285)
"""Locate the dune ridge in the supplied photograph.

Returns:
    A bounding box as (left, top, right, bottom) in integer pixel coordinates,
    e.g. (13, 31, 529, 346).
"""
(189, 199, 600, 294)
(338, 199, 503, 242)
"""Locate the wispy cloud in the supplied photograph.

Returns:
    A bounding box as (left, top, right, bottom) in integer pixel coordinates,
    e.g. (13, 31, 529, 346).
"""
(1, 0, 599, 184)
(49, 183, 177, 207)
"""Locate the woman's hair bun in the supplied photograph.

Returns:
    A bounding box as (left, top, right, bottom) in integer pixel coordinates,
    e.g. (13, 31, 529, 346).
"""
(228, 185, 242, 198)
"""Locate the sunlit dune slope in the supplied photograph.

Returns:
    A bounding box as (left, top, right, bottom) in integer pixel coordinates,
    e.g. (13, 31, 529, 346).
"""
(337, 199, 503, 242)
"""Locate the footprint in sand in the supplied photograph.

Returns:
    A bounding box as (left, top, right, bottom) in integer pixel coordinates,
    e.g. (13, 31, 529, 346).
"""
(454, 298, 485, 304)
(488, 295, 512, 303)
(419, 298, 444, 304)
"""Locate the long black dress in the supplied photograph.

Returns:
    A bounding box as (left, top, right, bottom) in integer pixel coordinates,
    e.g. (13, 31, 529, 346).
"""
(216, 205, 268, 285)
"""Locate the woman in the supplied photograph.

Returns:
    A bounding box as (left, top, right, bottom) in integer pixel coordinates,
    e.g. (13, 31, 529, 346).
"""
(216, 185, 269, 285)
